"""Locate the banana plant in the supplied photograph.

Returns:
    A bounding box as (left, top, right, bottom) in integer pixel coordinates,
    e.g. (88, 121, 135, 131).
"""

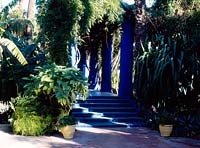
(0, 38, 28, 65)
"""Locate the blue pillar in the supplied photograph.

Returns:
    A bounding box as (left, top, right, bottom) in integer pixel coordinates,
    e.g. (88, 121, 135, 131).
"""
(88, 47, 99, 89)
(101, 33, 113, 92)
(119, 14, 134, 98)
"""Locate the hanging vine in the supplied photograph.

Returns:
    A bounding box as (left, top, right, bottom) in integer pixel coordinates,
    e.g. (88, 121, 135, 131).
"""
(36, 0, 123, 66)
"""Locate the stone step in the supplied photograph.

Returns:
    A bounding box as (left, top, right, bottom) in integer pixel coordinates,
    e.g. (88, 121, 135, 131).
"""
(77, 102, 132, 107)
(73, 94, 145, 128)
(73, 107, 136, 113)
(76, 117, 144, 123)
(72, 112, 138, 118)
(78, 99, 129, 103)
(77, 117, 112, 123)
(76, 121, 145, 128)
(87, 96, 121, 100)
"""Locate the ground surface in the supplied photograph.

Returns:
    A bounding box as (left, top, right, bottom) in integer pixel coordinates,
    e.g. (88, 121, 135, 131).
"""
(0, 125, 199, 148)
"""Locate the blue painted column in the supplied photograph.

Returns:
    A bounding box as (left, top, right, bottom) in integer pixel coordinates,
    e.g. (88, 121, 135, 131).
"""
(119, 14, 134, 98)
(101, 33, 113, 92)
(88, 47, 99, 89)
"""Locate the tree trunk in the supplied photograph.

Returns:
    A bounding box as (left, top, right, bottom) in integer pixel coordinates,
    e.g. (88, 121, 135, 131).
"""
(27, 0, 35, 20)
(19, 0, 25, 18)
(19, 0, 25, 10)
(134, 0, 146, 54)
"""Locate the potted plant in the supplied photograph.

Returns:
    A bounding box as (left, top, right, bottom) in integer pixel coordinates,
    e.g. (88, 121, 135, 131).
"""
(56, 115, 77, 139)
(23, 63, 89, 136)
(158, 111, 174, 137)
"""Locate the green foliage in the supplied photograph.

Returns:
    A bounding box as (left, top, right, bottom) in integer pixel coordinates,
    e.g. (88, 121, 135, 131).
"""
(111, 29, 121, 93)
(151, 0, 200, 16)
(0, 0, 18, 20)
(37, 0, 84, 65)
(58, 116, 77, 127)
(174, 114, 200, 137)
(137, 1, 200, 135)
(13, 114, 51, 136)
(135, 33, 186, 102)
(3, 18, 34, 46)
(0, 27, 5, 37)
(0, 38, 28, 65)
(11, 64, 88, 135)
(0, 17, 48, 100)
(11, 95, 53, 136)
(36, 0, 123, 65)
(24, 63, 88, 114)
(159, 111, 174, 125)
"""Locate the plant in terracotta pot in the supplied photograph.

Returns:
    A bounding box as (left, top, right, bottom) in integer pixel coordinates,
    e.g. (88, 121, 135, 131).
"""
(23, 63, 89, 135)
(158, 111, 174, 137)
(56, 115, 77, 139)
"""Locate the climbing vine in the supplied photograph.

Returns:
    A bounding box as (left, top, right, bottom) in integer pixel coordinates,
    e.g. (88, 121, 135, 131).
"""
(36, 0, 123, 66)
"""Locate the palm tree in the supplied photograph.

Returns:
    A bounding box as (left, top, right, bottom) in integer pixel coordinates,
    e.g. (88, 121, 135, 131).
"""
(19, 0, 25, 10)
(134, 0, 146, 54)
(27, 0, 35, 20)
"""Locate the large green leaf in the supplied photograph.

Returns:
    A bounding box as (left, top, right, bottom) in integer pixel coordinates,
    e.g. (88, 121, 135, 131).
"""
(0, 38, 28, 65)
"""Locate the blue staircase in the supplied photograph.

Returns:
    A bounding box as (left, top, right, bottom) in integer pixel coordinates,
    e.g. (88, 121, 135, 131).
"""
(72, 94, 145, 127)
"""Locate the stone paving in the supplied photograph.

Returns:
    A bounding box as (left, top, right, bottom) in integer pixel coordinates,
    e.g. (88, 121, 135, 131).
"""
(0, 125, 199, 148)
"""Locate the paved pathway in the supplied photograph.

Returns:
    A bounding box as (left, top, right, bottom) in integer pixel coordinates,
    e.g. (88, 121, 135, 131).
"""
(0, 125, 199, 148)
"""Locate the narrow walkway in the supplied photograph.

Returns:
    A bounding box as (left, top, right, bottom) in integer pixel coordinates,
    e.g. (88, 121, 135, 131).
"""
(0, 125, 199, 148)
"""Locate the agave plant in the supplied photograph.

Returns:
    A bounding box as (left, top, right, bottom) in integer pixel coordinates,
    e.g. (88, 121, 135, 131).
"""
(134, 33, 186, 103)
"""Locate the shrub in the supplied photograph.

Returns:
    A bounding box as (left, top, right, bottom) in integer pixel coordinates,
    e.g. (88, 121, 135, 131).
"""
(13, 114, 51, 136)
(11, 95, 53, 136)
(24, 63, 89, 115)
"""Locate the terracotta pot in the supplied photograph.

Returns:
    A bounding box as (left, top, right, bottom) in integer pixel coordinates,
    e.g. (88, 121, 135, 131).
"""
(159, 124, 173, 137)
(60, 125, 75, 139)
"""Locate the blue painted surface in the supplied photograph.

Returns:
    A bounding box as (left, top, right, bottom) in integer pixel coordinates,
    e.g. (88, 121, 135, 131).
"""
(72, 95, 145, 127)
(119, 14, 134, 98)
(101, 34, 112, 92)
(88, 47, 99, 89)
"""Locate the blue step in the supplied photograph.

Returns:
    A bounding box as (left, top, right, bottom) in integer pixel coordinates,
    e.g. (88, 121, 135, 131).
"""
(72, 112, 138, 117)
(73, 107, 136, 112)
(78, 102, 132, 107)
(76, 121, 145, 128)
(87, 96, 121, 99)
(77, 117, 144, 123)
(78, 99, 129, 103)
(73, 94, 145, 128)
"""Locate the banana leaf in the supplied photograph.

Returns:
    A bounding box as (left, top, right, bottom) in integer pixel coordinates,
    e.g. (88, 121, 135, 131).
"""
(0, 38, 28, 65)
